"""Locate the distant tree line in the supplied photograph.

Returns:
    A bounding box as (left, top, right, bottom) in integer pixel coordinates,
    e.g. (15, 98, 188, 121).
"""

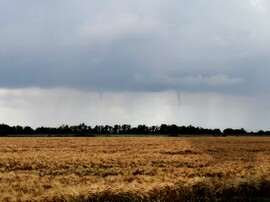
(0, 123, 269, 136)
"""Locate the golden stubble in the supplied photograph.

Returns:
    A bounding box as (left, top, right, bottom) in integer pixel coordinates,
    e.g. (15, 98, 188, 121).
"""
(0, 137, 269, 201)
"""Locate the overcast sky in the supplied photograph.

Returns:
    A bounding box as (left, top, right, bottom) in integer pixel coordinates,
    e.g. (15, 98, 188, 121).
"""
(1, 0, 270, 131)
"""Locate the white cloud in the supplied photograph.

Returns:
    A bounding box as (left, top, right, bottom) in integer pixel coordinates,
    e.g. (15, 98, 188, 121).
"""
(182, 74, 244, 86)
(250, 0, 266, 13)
(0, 88, 176, 127)
(1, 88, 270, 131)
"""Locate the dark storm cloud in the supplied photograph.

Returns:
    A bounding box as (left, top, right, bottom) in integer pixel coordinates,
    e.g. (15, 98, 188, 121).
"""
(1, 0, 270, 95)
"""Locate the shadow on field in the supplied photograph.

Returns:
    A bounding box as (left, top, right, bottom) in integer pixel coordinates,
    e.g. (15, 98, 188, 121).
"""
(62, 137, 270, 202)
(176, 136, 270, 202)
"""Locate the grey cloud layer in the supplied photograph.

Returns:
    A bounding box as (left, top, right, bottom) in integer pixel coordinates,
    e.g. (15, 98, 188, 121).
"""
(1, 0, 270, 94)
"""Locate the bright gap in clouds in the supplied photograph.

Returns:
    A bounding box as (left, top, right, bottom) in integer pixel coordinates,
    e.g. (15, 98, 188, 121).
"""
(0, 88, 269, 131)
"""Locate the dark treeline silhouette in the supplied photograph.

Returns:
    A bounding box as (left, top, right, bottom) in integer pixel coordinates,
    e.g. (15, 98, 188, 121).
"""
(1, 123, 270, 136)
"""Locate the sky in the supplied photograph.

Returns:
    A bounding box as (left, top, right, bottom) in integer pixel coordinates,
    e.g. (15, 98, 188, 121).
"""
(0, 0, 270, 131)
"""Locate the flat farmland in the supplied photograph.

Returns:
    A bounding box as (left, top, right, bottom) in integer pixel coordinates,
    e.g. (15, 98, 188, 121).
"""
(0, 137, 270, 201)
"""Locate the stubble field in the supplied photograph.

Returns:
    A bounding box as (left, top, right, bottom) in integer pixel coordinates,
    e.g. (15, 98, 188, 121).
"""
(0, 136, 270, 201)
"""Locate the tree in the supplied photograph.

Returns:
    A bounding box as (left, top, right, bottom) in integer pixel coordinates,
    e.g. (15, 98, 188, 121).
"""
(103, 125, 113, 134)
(122, 124, 131, 134)
(113, 125, 122, 134)
(0, 124, 11, 135)
(223, 128, 246, 135)
(137, 125, 149, 134)
(23, 126, 34, 134)
(167, 124, 179, 136)
(159, 124, 168, 134)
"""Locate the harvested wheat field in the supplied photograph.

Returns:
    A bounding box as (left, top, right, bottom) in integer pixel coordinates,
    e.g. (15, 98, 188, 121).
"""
(0, 137, 270, 201)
